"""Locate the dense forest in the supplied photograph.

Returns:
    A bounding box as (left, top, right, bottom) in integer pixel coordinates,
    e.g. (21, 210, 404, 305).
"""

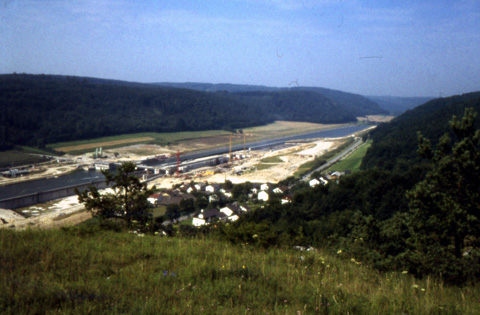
(0, 74, 386, 150)
(362, 92, 480, 170)
(155, 82, 387, 117)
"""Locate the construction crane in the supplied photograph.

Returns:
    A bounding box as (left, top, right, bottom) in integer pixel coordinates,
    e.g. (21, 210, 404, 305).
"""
(169, 149, 183, 177)
(176, 149, 182, 177)
(229, 134, 232, 163)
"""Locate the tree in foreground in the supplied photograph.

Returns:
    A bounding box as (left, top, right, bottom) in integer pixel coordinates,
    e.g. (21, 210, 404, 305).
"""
(406, 108, 480, 284)
(76, 162, 153, 230)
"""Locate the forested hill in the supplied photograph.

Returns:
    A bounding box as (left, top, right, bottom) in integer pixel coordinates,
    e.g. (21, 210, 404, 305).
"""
(155, 82, 387, 117)
(0, 74, 386, 150)
(361, 92, 480, 170)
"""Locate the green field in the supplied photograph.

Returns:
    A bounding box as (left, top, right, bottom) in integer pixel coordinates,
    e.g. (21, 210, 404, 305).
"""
(327, 140, 372, 173)
(45, 121, 351, 155)
(47, 130, 231, 154)
(1, 228, 478, 314)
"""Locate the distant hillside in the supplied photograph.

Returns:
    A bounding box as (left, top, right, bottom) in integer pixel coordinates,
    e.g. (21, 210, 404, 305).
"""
(361, 92, 480, 170)
(222, 90, 357, 124)
(0, 74, 385, 150)
(156, 82, 388, 117)
(294, 87, 388, 117)
(0, 74, 266, 149)
(154, 82, 279, 93)
(366, 95, 435, 115)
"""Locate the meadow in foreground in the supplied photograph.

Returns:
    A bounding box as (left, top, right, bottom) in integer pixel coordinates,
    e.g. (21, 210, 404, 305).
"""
(1, 227, 478, 314)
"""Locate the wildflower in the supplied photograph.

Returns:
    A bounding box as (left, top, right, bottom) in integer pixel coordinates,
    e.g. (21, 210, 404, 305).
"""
(252, 234, 258, 238)
(351, 258, 356, 263)
(421, 288, 426, 292)
(337, 249, 342, 254)
(402, 270, 408, 274)
(222, 265, 225, 269)
(412, 284, 419, 289)
(326, 265, 330, 268)
(242, 265, 246, 269)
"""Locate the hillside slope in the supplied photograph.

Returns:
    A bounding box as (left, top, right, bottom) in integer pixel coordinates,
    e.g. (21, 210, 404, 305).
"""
(0, 74, 384, 150)
(156, 82, 387, 117)
(361, 92, 480, 170)
(1, 228, 478, 314)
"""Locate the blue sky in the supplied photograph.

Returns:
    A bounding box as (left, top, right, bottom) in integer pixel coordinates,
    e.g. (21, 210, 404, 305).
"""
(1, 0, 479, 97)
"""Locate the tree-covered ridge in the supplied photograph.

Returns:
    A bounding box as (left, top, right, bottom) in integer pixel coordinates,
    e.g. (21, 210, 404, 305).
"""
(0, 74, 386, 150)
(361, 92, 480, 170)
(0, 74, 266, 149)
(224, 90, 356, 124)
(154, 82, 388, 117)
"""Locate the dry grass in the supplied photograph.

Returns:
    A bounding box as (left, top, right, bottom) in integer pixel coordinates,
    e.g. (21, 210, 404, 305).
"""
(245, 121, 348, 139)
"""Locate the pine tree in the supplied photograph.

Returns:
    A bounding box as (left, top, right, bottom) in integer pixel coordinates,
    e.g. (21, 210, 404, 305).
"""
(406, 108, 480, 284)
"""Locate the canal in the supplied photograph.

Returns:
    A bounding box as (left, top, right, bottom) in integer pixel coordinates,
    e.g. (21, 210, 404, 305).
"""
(0, 125, 369, 201)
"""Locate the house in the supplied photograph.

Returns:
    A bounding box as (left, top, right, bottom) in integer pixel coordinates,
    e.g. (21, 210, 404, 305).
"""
(239, 204, 250, 212)
(220, 188, 233, 198)
(273, 186, 288, 194)
(250, 183, 261, 194)
(220, 205, 244, 221)
(193, 208, 227, 226)
(194, 182, 206, 192)
(205, 183, 221, 194)
(260, 183, 270, 191)
(147, 193, 162, 206)
(258, 190, 269, 201)
(192, 217, 206, 227)
(209, 193, 219, 203)
(281, 195, 292, 204)
(309, 178, 321, 187)
(186, 186, 196, 194)
(221, 205, 242, 217)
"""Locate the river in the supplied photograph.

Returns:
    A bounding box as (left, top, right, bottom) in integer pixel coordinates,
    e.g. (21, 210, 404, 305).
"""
(0, 124, 369, 201)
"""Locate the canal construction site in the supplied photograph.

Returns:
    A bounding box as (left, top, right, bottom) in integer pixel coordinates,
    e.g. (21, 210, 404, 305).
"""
(0, 124, 373, 229)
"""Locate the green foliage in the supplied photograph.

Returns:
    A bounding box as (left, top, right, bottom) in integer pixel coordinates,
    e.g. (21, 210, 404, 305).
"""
(362, 92, 480, 171)
(76, 162, 153, 229)
(406, 108, 480, 284)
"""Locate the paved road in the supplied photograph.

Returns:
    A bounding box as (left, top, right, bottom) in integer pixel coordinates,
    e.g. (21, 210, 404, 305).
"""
(302, 137, 364, 181)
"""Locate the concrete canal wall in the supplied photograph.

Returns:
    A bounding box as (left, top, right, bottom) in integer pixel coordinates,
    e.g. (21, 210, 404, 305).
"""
(0, 180, 108, 210)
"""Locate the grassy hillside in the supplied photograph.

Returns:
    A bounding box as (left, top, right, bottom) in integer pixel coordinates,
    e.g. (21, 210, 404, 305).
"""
(327, 140, 372, 173)
(1, 228, 478, 314)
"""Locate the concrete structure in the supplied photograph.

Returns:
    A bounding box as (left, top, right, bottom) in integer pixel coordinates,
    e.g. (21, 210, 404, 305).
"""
(0, 179, 108, 209)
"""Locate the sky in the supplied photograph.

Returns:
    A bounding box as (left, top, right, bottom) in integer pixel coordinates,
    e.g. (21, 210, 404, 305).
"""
(1, 0, 480, 97)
